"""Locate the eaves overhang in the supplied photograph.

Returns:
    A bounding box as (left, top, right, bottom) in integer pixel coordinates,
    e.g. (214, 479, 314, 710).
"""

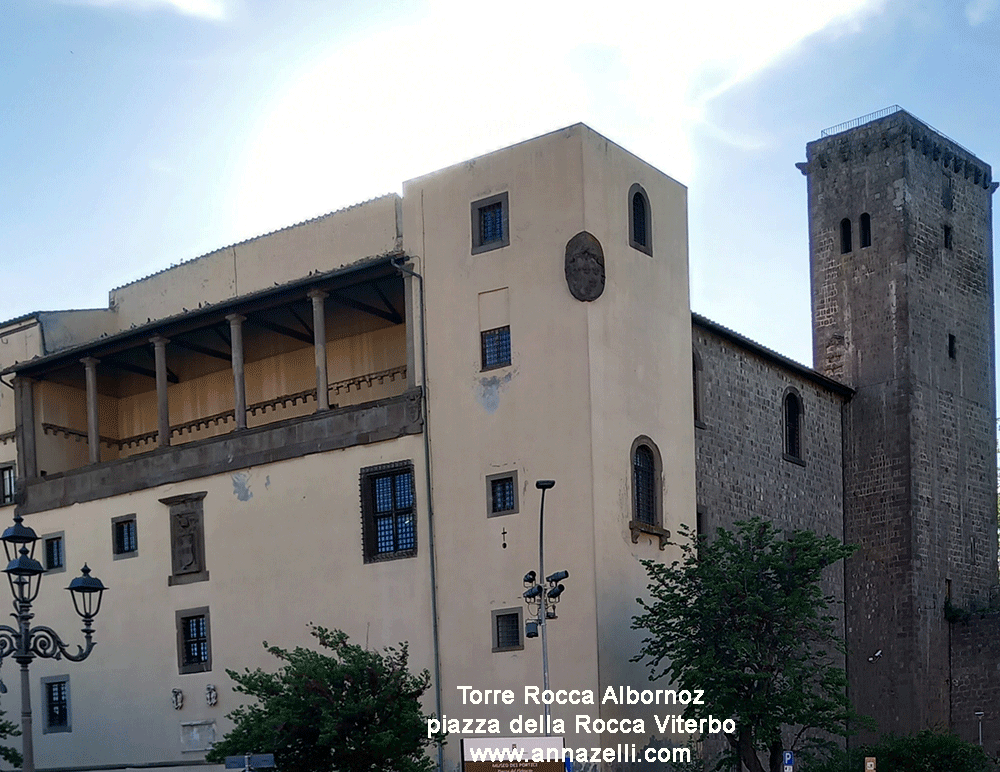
(4, 252, 408, 378)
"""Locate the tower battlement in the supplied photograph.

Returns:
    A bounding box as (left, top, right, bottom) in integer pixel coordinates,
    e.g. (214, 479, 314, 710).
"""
(802, 107, 994, 191)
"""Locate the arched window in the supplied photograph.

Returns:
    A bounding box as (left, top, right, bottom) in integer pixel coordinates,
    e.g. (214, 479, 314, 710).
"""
(783, 390, 803, 462)
(840, 218, 852, 254)
(633, 446, 655, 525)
(628, 183, 652, 255)
(859, 213, 871, 248)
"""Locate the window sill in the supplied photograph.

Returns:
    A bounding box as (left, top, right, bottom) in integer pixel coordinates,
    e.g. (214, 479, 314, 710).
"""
(694, 420, 707, 430)
(629, 520, 670, 550)
(782, 453, 805, 467)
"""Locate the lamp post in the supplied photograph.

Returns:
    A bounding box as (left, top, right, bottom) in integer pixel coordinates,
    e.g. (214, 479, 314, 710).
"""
(522, 480, 569, 737)
(975, 711, 984, 746)
(0, 513, 106, 772)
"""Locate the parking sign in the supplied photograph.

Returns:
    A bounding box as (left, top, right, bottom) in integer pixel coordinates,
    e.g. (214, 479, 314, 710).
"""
(782, 750, 793, 771)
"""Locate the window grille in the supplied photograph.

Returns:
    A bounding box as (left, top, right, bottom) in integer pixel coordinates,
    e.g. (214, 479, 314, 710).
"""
(0, 467, 13, 506)
(45, 680, 68, 729)
(491, 477, 515, 514)
(495, 612, 520, 650)
(480, 202, 504, 244)
(114, 519, 137, 554)
(362, 463, 417, 561)
(45, 537, 63, 570)
(632, 192, 647, 247)
(633, 445, 656, 525)
(182, 615, 209, 666)
(481, 326, 511, 370)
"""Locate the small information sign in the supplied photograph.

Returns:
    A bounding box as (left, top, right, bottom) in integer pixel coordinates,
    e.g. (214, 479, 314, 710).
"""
(782, 750, 794, 772)
(865, 758, 876, 771)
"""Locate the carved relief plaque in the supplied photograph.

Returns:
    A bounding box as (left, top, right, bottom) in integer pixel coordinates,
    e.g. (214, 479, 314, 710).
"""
(565, 231, 606, 302)
(162, 492, 209, 586)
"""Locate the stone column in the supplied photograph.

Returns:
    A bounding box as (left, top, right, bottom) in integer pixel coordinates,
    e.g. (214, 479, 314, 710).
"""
(308, 289, 329, 411)
(13, 377, 37, 480)
(81, 357, 100, 463)
(226, 314, 247, 430)
(151, 335, 171, 447)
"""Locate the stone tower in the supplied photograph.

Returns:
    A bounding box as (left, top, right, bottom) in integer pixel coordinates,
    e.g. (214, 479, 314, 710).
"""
(800, 107, 998, 736)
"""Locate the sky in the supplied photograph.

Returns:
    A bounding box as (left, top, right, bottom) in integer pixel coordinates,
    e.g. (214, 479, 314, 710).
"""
(2, 0, 1000, 375)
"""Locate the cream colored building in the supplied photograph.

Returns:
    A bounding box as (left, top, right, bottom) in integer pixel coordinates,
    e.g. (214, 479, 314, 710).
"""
(0, 124, 697, 771)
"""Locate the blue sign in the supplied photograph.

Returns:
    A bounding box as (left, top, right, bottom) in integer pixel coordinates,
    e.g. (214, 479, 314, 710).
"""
(783, 751, 794, 764)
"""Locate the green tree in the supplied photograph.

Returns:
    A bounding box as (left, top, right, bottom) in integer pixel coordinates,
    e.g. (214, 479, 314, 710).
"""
(812, 729, 997, 772)
(0, 706, 20, 768)
(206, 625, 442, 772)
(632, 518, 865, 772)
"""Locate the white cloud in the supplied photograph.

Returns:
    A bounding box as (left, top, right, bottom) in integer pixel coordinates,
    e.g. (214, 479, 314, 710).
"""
(228, 0, 885, 240)
(73, 0, 227, 20)
(966, 0, 998, 25)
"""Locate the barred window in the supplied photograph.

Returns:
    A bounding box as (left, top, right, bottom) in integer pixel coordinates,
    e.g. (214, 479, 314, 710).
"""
(632, 193, 647, 246)
(628, 183, 652, 255)
(46, 681, 67, 727)
(0, 466, 14, 506)
(492, 608, 523, 652)
(113, 516, 138, 557)
(42, 676, 70, 733)
(633, 445, 656, 525)
(481, 203, 504, 244)
(176, 607, 211, 674)
(491, 477, 515, 513)
(44, 535, 64, 571)
(481, 326, 511, 370)
(362, 462, 417, 562)
(471, 192, 509, 253)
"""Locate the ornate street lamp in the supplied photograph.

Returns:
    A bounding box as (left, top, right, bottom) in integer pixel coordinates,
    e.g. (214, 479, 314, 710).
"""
(0, 513, 106, 772)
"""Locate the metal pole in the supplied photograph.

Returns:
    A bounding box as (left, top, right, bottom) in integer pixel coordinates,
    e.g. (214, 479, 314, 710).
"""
(20, 661, 32, 772)
(18, 596, 34, 772)
(536, 481, 554, 737)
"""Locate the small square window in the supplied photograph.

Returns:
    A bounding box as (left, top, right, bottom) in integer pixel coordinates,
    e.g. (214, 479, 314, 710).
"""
(43, 533, 65, 574)
(176, 607, 212, 674)
(492, 608, 523, 652)
(361, 462, 417, 563)
(112, 515, 138, 559)
(0, 466, 14, 506)
(481, 326, 511, 370)
(42, 676, 70, 734)
(471, 192, 510, 254)
(486, 471, 519, 517)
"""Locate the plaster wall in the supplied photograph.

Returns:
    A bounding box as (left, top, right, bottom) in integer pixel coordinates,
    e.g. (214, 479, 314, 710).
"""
(14, 433, 431, 770)
(110, 195, 401, 330)
(402, 124, 696, 769)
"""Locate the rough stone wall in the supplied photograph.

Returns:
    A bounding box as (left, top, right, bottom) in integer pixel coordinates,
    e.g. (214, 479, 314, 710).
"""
(693, 320, 847, 596)
(804, 110, 998, 738)
(693, 319, 850, 765)
(950, 614, 1000, 756)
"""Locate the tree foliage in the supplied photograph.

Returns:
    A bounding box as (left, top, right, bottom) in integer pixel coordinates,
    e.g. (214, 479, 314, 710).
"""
(206, 625, 442, 772)
(632, 518, 865, 772)
(812, 729, 998, 772)
(0, 706, 20, 768)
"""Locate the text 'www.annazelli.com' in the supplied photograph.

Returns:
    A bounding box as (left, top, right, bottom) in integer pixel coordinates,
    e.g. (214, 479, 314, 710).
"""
(467, 744, 694, 765)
